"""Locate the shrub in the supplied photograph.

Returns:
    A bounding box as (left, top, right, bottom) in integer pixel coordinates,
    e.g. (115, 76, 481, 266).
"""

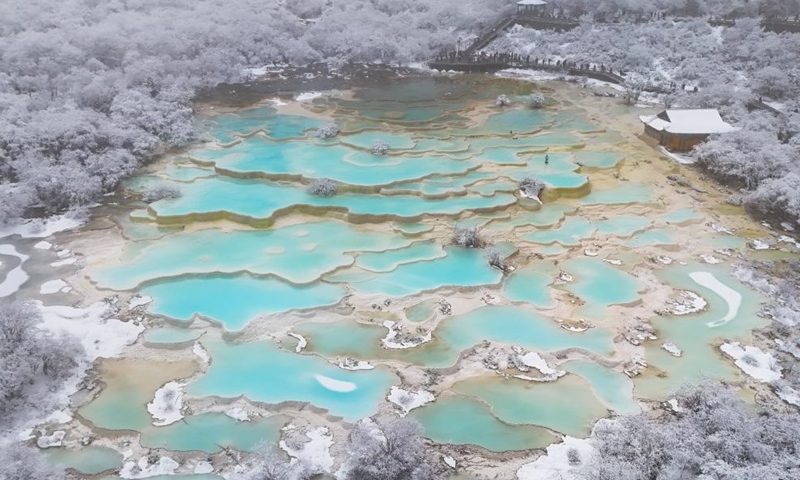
(372, 139, 390, 155)
(486, 248, 509, 272)
(142, 185, 181, 202)
(452, 225, 484, 248)
(308, 178, 338, 197)
(316, 123, 340, 139)
(520, 176, 545, 199)
(528, 93, 546, 108)
(495, 94, 511, 107)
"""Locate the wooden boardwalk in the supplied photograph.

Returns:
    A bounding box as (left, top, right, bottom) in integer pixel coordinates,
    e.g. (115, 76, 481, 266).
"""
(428, 58, 625, 85)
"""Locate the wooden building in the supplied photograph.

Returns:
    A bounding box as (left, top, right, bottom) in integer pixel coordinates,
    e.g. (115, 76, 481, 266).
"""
(639, 109, 737, 152)
(517, 0, 547, 15)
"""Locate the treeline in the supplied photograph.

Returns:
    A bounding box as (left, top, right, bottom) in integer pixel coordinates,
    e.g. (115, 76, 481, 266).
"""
(0, 0, 509, 224)
(495, 18, 800, 226)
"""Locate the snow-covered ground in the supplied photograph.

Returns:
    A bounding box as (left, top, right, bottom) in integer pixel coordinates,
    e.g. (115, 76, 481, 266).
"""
(120, 456, 179, 479)
(0, 213, 85, 240)
(720, 342, 781, 382)
(37, 301, 143, 360)
(387, 386, 435, 416)
(517, 435, 597, 480)
(39, 279, 71, 295)
(280, 427, 334, 475)
(147, 382, 185, 426)
(518, 351, 566, 380)
(659, 147, 695, 165)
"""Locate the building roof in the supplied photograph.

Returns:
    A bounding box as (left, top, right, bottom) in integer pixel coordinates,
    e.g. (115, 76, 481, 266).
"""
(517, 0, 547, 6)
(639, 109, 738, 135)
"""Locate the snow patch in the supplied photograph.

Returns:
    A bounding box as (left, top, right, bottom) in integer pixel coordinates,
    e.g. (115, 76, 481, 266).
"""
(750, 239, 771, 250)
(147, 382, 185, 426)
(659, 147, 695, 165)
(381, 320, 432, 349)
(225, 406, 250, 422)
(40, 279, 70, 295)
(0, 213, 84, 240)
(280, 427, 334, 475)
(193, 341, 210, 364)
(720, 342, 781, 382)
(517, 435, 597, 480)
(51, 257, 77, 267)
(387, 386, 435, 416)
(36, 430, 66, 448)
(775, 384, 800, 407)
(34, 241, 52, 250)
(193, 461, 214, 474)
(519, 351, 566, 380)
(128, 295, 153, 309)
(120, 456, 179, 479)
(0, 244, 29, 297)
(288, 332, 307, 353)
(37, 301, 143, 360)
(700, 254, 721, 264)
(661, 342, 682, 357)
(667, 290, 707, 315)
(337, 358, 375, 370)
(314, 374, 357, 392)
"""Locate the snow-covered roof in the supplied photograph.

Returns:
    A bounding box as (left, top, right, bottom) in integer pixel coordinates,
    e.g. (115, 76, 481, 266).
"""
(639, 109, 738, 135)
(517, 0, 547, 6)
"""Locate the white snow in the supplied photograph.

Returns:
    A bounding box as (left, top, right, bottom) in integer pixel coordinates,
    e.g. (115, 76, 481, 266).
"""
(641, 109, 737, 135)
(296, 91, 323, 101)
(280, 427, 334, 475)
(668, 290, 707, 315)
(193, 341, 211, 364)
(517, 435, 597, 480)
(776, 384, 800, 407)
(337, 358, 375, 370)
(720, 342, 781, 382)
(519, 351, 566, 379)
(288, 332, 307, 353)
(40, 279, 70, 295)
(128, 295, 153, 308)
(656, 255, 673, 265)
(193, 461, 214, 474)
(37, 301, 143, 360)
(778, 235, 800, 249)
(667, 398, 685, 413)
(689, 272, 741, 327)
(0, 213, 84, 240)
(603, 258, 623, 265)
(387, 386, 435, 416)
(51, 257, 77, 267)
(443, 455, 457, 469)
(36, 430, 66, 448)
(661, 342, 682, 357)
(314, 374, 357, 392)
(709, 223, 734, 235)
(225, 406, 250, 422)
(120, 456, 179, 479)
(751, 239, 771, 250)
(34, 241, 52, 250)
(659, 146, 695, 164)
(583, 248, 599, 257)
(0, 244, 29, 297)
(700, 254, 721, 264)
(381, 320, 432, 349)
(147, 381, 185, 426)
(56, 249, 72, 258)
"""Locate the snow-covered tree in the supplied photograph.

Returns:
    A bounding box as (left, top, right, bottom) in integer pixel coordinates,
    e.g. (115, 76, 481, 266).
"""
(316, 123, 340, 139)
(308, 178, 338, 197)
(528, 93, 547, 108)
(519, 176, 545, 200)
(372, 139, 390, 156)
(0, 443, 68, 480)
(452, 225, 484, 248)
(495, 94, 511, 107)
(0, 300, 83, 414)
(343, 416, 439, 480)
(142, 185, 181, 203)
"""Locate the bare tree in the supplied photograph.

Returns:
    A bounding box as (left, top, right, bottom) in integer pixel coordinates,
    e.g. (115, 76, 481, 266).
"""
(452, 225, 484, 248)
(142, 184, 181, 202)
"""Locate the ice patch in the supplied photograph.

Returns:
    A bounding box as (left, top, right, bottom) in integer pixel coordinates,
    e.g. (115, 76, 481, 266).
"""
(720, 342, 781, 382)
(387, 386, 435, 416)
(314, 374, 357, 392)
(40, 279, 70, 295)
(689, 272, 741, 327)
(0, 244, 29, 297)
(147, 381, 185, 426)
